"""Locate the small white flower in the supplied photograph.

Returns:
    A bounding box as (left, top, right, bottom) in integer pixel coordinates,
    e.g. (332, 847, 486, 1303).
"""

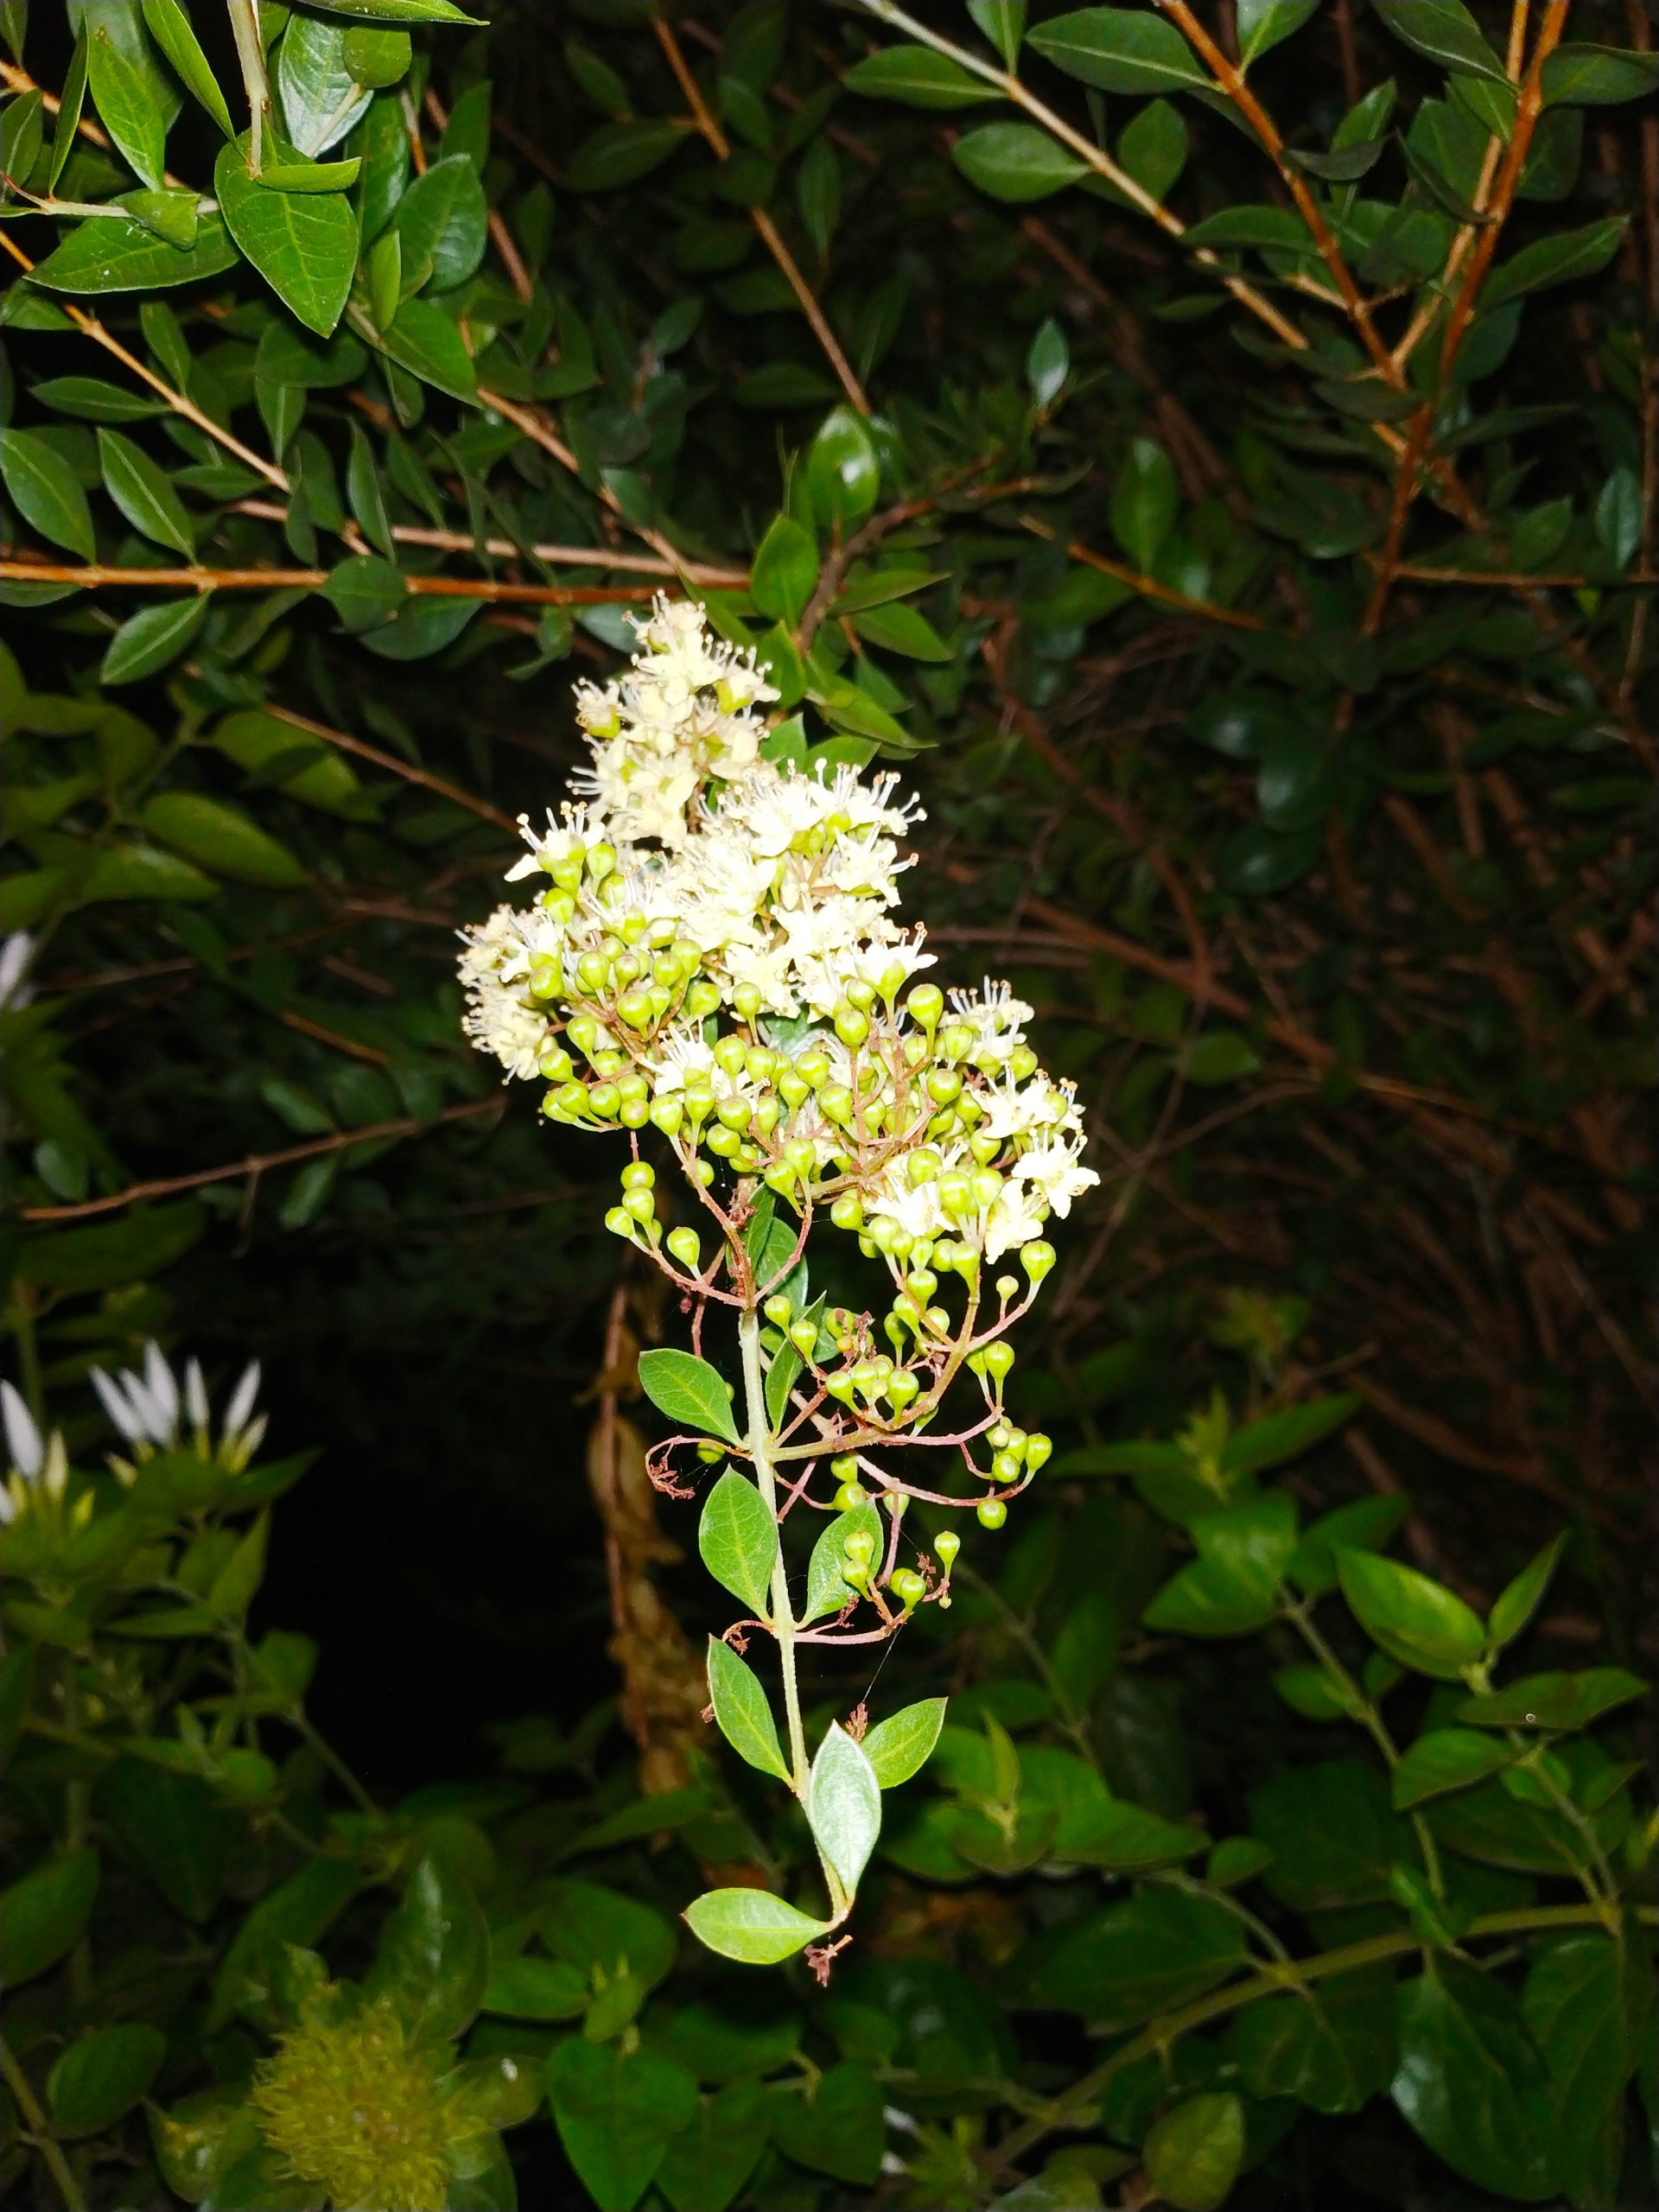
(1, 1379, 44, 1478)
(0, 931, 35, 1013)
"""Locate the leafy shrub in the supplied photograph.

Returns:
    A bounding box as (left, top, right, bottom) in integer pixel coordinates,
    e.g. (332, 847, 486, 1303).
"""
(2, 2, 1654, 2209)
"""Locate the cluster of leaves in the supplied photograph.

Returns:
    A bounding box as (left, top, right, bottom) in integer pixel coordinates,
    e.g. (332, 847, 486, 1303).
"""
(2, 0, 1656, 2207)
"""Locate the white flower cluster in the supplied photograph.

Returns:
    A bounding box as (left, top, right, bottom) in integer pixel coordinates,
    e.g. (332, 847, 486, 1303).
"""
(457, 600, 1096, 1272)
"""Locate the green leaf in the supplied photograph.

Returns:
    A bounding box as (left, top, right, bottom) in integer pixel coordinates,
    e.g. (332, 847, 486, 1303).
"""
(48, 2024, 167, 2138)
(27, 204, 238, 294)
(968, 0, 1026, 68)
(480, 1953, 588, 2020)
(1541, 44, 1659, 105)
(770, 2061, 885, 2186)
(215, 132, 358, 335)
(29, 376, 168, 423)
(805, 405, 880, 526)
(707, 1637, 789, 1780)
(1053, 1796, 1210, 1872)
(1235, 1972, 1397, 2115)
(1026, 315, 1069, 408)
(377, 296, 477, 399)
(1391, 1727, 1514, 1809)
(1236, 0, 1319, 68)
(568, 119, 686, 192)
(657, 2078, 771, 2212)
(542, 1879, 677, 1991)
(643, 1349, 741, 1446)
(0, 427, 96, 558)
(1221, 1394, 1359, 1476)
(324, 552, 408, 632)
(1183, 203, 1310, 251)
(142, 0, 234, 135)
(97, 426, 195, 554)
(861, 1697, 947, 1788)
(209, 1854, 360, 2028)
(1249, 1759, 1403, 1910)
(140, 792, 307, 887)
(1144, 2092, 1245, 2212)
(803, 1500, 882, 1623)
(1487, 1534, 1566, 1651)
(1027, 8, 1209, 93)
(87, 28, 168, 188)
(303, 0, 483, 19)
(1379, 0, 1509, 83)
(394, 150, 488, 294)
(1480, 217, 1627, 311)
(1391, 1962, 1560, 2200)
(100, 595, 211, 684)
(1453, 1669, 1646, 1732)
(842, 46, 1003, 109)
(1110, 435, 1177, 570)
(953, 122, 1088, 202)
(213, 707, 365, 814)
(750, 513, 818, 626)
(48, 35, 90, 192)
(0, 1849, 99, 1984)
(1020, 1887, 1248, 2025)
(850, 601, 952, 660)
(365, 1855, 490, 2045)
(1337, 1547, 1486, 1679)
(342, 24, 413, 86)
(1142, 1494, 1297, 1637)
(1595, 465, 1642, 569)
(277, 13, 371, 154)
(1287, 1494, 1411, 1597)
(98, 1754, 229, 1920)
(807, 1723, 881, 1893)
(683, 1887, 830, 1966)
(545, 2038, 698, 2212)
(1522, 1936, 1647, 2206)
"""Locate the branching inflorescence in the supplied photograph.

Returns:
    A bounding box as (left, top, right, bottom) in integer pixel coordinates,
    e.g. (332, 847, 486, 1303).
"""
(458, 600, 1096, 1967)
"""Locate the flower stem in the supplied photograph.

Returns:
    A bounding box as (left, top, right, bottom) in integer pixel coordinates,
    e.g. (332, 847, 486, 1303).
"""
(0, 2034, 86, 2212)
(739, 1305, 809, 1794)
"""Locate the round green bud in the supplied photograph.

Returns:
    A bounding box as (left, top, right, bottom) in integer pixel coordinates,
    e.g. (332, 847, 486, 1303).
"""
(982, 1340, 1015, 1382)
(604, 1206, 634, 1239)
(834, 1007, 870, 1050)
(1025, 1432, 1053, 1474)
(992, 1449, 1021, 1484)
(705, 1123, 741, 1158)
(890, 1567, 925, 1611)
(845, 978, 877, 1013)
(907, 983, 944, 1029)
(713, 1034, 748, 1077)
(764, 1294, 793, 1325)
(887, 1371, 920, 1409)
(587, 842, 616, 884)
(788, 1318, 817, 1354)
(779, 1069, 810, 1109)
(691, 1159, 716, 1186)
(842, 1529, 877, 1568)
(620, 1161, 655, 1191)
(969, 1129, 1001, 1165)
(995, 1274, 1020, 1303)
(554, 1080, 591, 1120)
(696, 1440, 722, 1464)
(620, 1098, 650, 1128)
(925, 1067, 963, 1105)
(971, 1170, 1003, 1211)
(834, 1478, 868, 1510)
(830, 1455, 859, 1484)
(623, 1190, 656, 1225)
(733, 982, 762, 1022)
(685, 980, 722, 1020)
(934, 1528, 961, 1570)
(666, 1226, 701, 1268)
(820, 1084, 854, 1126)
(715, 1098, 751, 1133)
(976, 1497, 1008, 1531)
(617, 988, 654, 1030)
(593, 1050, 625, 1079)
(538, 1046, 575, 1084)
(575, 951, 609, 994)
(830, 1194, 863, 1231)
(568, 1015, 600, 1056)
(1021, 1241, 1057, 1284)
(588, 1083, 620, 1120)
(649, 1096, 684, 1136)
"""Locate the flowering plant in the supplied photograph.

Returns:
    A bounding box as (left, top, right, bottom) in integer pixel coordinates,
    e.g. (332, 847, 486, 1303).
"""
(461, 600, 1097, 1965)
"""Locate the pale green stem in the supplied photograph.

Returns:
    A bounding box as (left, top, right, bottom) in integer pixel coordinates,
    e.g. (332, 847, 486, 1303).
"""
(226, 0, 270, 175)
(0, 2034, 86, 2212)
(739, 1306, 810, 1796)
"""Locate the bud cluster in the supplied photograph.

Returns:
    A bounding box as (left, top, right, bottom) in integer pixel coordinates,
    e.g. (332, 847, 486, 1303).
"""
(458, 599, 1097, 1290)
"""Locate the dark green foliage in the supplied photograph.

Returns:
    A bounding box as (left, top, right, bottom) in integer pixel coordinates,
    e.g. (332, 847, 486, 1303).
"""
(2, 2, 1656, 2208)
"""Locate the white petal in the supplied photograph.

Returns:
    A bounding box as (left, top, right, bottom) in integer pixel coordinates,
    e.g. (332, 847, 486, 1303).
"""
(143, 1341, 179, 1433)
(0, 1380, 43, 1478)
(236, 1413, 269, 1463)
(224, 1360, 262, 1437)
(0, 1484, 15, 1523)
(184, 1358, 210, 1432)
(91, 1367, 145, 1444)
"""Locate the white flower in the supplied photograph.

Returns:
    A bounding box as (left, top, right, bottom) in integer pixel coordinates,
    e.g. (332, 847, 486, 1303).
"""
(1011, 1135, 1098, 1219)
(462, 982, 547, 1080)
(92, 1344, 268, 1467)
(505, 802, 607, 882)
(984, 1180, 1050, 1262)
(2, 1379, 43, 1478)
(866, 1164, 948, 1246)
(0, 931, 35, 1013)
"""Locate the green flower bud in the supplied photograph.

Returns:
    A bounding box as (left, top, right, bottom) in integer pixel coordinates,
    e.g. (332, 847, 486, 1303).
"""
(907, 983, 944, 1029)
(976, 1497, 1007, 1531)
(971, 1169, 1002, 1211)
(604, 1206, 634, 1238)
(553, 1080, 591, 1120)
(842, 1528, 877, 1569)
(1021, 1241, 1056, 1284)
(845, 978, 877, 1013)
(696, 1440, 722, 1464)
(834, 1006, 870, 1049)
(834, 1478, 868, 1510)
(788, 1318, 817, 1354)
(587, 842, 616, 884)
(934, 1529, 961, 1571)
(666, 1226, 701, 1268)
(576, 951, 609, 993)
(649, 1095, 684, 1136)
(593, 1049, 625, 1079)
(779, 1069, 810, 1109)
(819, 1084, 854, 1126)
(995, 1274, 1020, 1303)
(887, 1370, 920, 1409)
(568, 1016, 600, 1056)
(889, 1567, 925, 1611)
(685, 980, 722, 1020)
(588, 1083, 620, 1120)
(925, 1067, 963, 1105)
(1025, 1433, 1052, 1473)
(982, 1340, 1015, 1382)
(706, 1123, 741, 1157)
(830, 1194, 863, 1231)
(620, 1099, 650, 1128)
(691, 1159, 716, 1186)
(623, 1190, 656, 1224)
(713, 1034, 748, 1077)
(733, 982, 762, 1022)
(992, 1449, 1020, 1483)
(620, 1161, 655, 1191)
(538, 1046, 575, 1083)
(764, 1294, 793, 1325)
(969, 1130, 1001, 1166)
